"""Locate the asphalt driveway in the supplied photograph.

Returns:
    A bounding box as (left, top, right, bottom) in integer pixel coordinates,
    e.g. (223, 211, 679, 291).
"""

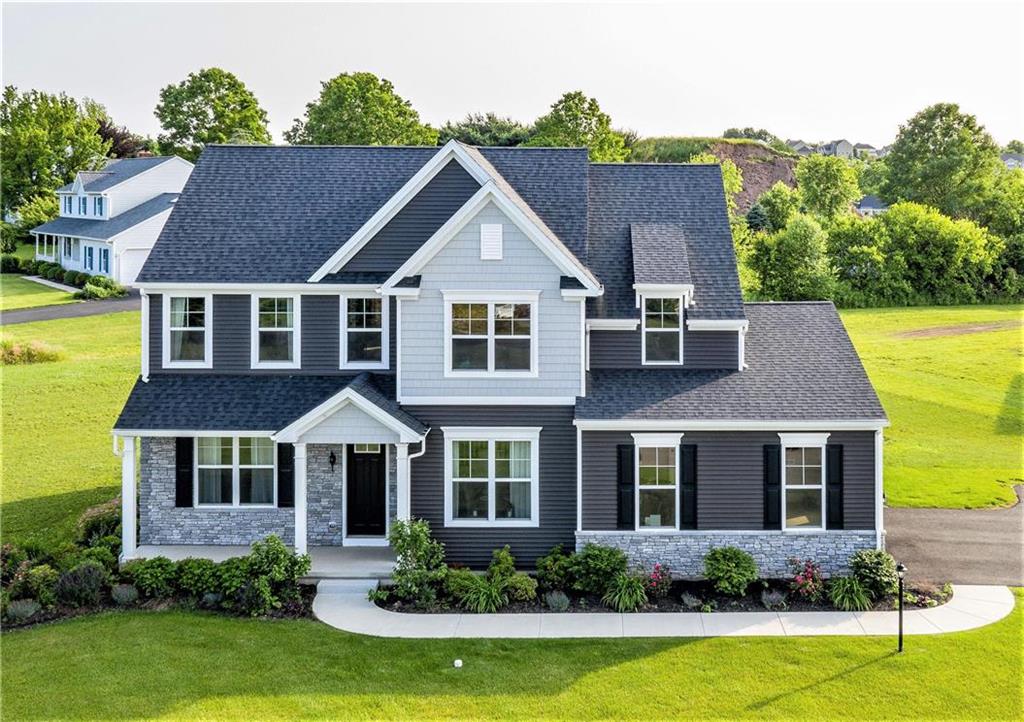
(885, 486, 1023, 585)
(0, 293, 140, 325)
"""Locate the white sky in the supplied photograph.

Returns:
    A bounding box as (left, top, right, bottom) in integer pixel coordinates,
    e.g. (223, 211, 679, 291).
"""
(3, 1, 1022, 147)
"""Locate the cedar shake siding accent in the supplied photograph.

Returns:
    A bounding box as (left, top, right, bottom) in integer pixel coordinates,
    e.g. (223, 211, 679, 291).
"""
(405, 405, 577, 567)
(589, 328, 739, 369)
(580, 430, 875, 531)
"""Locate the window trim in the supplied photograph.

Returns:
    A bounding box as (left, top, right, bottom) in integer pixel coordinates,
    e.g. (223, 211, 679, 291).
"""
(98, 246, 110, 275)
(779, 432, 830, 532)
(632, 432, 683, 531)
(193, 436, 278, 509)
(442, 426, 541, 528)
(442, 290, 540, 378)
(250, 293, 302, 370)
(640, 294, 685, 366)
(83, 245, 95, 271)
(353, 443, 381, 454)
(339, 292, 389, 370)
(162, 293, 213, 369)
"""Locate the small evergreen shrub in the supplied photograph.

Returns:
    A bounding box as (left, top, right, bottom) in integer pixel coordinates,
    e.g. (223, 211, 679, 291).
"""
(570, 543, 627, 597)
(177, 558, 219, 598)
(543, 590, 570, 612)
(506, 573, 538, 602)
(55, 560, 106, 607)
(602, 572, 648, 612)
(388, 519, 446, 608)
(111, 583, 139, 606)
(829, 576, 872, 611)
(45, 265, 63, 280)
(536, 544, 574, 591)
(237, 576, 276, 617)
(73, 272, 89, 287)
(62, 269, 77, 285)
(850, 549, 899, 600)
(1, 254, 20, 273)
(123, 557, 176, 598)
(761, 589, 788, 611)
(1, 544, 28, 584)
(443, 567, 478, 600)
(5, 598, 41, 623)
(487, 545, 517, 583)
(703, 546, 759, 597)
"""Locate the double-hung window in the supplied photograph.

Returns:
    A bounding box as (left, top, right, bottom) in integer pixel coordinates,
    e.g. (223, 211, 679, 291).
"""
(196, 436, 276, 507)
(63, 197, 72, 214)
(251, 295, 300, 368)
(78, 197, 87, 215)
(444, 292, 537, 375)
(443, 427, 540, 526)
(98, 247, 110, 274)
(83, 246, 94, 271)
(164, 294, 211, 367)
(93, 196, 104, 216)
(779, 433, 828, 530)
(340, 294, 387, 369)
(63, 238, 72, 258)
(642, 296, 682, 364)
(633, 433, 682, 529)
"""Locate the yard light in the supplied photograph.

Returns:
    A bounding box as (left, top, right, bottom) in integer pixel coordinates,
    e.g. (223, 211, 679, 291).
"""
(896, 562, 907, 653)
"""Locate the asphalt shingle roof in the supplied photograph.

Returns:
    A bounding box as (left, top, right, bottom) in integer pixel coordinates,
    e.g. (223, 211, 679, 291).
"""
(630, 223, 692, 285)
(57, 156, 183, 193)
(576, 302, 887, 421)
(114, 372, 428, 435)
(30, 194, 179, 241)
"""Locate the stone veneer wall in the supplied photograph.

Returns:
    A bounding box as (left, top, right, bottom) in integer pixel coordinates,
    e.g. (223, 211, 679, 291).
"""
(575, 530, 878, 577)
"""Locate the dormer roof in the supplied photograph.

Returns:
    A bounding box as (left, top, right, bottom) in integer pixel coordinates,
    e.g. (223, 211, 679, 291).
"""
(56, 156, 186, 194)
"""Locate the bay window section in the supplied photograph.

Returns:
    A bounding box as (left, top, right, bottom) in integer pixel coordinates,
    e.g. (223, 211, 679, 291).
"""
(446, 293, 537, 375)
(342, 296, 385, 367)
(252, 295, 299, 368)
(444, 428, 540, 526)
(196, 436, 277, 508)
(165, 294, 211, 367)
(642, 296, 682, 364)
(783, 446, 824, 530)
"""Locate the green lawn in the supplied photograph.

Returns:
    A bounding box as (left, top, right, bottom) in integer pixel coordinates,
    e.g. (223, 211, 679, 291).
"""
(0, 312, 139, 548)
(841, 305, 1024, 508)
(0, 273, 76, 311)
(2, 591, 1021, 720)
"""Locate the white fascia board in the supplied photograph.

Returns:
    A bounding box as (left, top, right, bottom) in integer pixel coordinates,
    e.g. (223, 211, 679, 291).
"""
(94, 156, 193, 195)
(400, 395, 577, 406)
(633, 283, 695, 295)
(309, 141, 492, 282)
(560, 289, 601, 299)
(272, 387, 424, 444)
(587, 318, 640, 331)
(687, 318, 750, 332)
(574, 419, 890, 431)
(112, 429, 276, 437)
(135, 282, 376, 293)
(380, 286, 421, 299)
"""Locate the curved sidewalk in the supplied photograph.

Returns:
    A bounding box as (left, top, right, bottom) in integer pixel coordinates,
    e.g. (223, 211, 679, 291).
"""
(313, 580, 1014, 639)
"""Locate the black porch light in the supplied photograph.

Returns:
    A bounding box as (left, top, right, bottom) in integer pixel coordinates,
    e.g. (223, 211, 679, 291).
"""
(896, 562, 907, 653)
(329, 450, 337, 471)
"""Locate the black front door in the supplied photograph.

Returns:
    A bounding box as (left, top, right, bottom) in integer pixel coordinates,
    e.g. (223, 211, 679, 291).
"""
(346, 445, 386, 536)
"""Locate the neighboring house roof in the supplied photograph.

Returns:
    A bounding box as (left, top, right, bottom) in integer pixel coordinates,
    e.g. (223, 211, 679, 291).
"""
(113, 372, 428, 436)
(630, 223, 692, 286)
(854, 143, 876, 150)
(857, 194, 887, 211)
(56, 156, 182, 193)
(30, 193, 179, 241)
(1001, 152, 1024, 163)
(576, 302, 887, 422)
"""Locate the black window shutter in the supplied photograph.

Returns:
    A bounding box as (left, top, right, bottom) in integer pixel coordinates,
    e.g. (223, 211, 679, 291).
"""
(826, 444, 844, 529)
(174, 437, 193, 508)
(679, 444, 698, 529)
(277, 443, 295, 508)
(616, 444, 635, 529)
(763, 444, 781, 529)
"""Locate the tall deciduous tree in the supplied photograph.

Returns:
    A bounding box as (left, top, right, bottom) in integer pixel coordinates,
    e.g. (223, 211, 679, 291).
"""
(527, 91, 627, 162)
(285, 72, 437, 146)
(0, 86, 110, 214)
(757, 181, 802, 232)
(749, 214, 833, 301)
(794, 154, 860, 220)
(155, 68, 271, 161)
(1004, 140, 1024, 154)
(438, 113, 532, 147)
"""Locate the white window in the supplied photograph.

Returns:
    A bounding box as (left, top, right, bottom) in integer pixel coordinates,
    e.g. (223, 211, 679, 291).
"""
(354, 443, 381, 454)
(63, 238, 72, 258)
(340, 293, 388, 369)
(78, 197, 87, 215)
(633, 433, 683, 530)
(443, 292, 538, 376)
(62, 197, 71, 214)
(163, 294, 212, 368)
(94, 197, 104, 216)
(642, 296, 682, 364)
(195, 436, 276, 507)
(480, 223, 503, 260)
(443, 427, 540, 527)
(251, 294, 300, 368)
(83, 245, 94, 271)
(98, 247, 109, 274)
(779, 433, 829, 531)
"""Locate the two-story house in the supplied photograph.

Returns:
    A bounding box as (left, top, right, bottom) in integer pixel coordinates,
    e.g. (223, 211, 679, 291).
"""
(30, 156, 193, 286)
(113, 141, 888, 577)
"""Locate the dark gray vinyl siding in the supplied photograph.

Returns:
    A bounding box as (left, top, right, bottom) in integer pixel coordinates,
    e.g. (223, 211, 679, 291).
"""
(343, 160, 481, 273)
(404, 405, 576, 568)
(589, 328, 739, 369)
(302, 295, 339, 372)
(581, 430, 875, 531)
(149, 292, 162, 369)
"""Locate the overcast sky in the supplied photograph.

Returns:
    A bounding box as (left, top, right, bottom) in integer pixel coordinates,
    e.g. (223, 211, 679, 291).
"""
(3, 1, 1022, 147)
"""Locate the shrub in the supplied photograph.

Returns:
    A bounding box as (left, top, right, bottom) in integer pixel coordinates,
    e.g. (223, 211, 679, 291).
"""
(453, 574, 508, 613)
(487, 545, 517, 583)
(123, 556, 176, 598)
(0, 223, 18, 254)
(703, 547, 758, 597)
(367, 586, 390, 604)
(176, 558, 219, 598)
(536, 544, 574, 591)
(45, 264, 63, 281)
(646, 563, 672, 599)
(80, 546, 118, 572)
(829, 576, 872, 611)
(506, 573, 538, 602)
(92, 535, 122, 558)
(55, 560, 106, 607)
(1, 254, 20, 273)
(388, 519, 446, 608)
(2, 544, 28, 584)
(0, 340, 63, 365)
(215, 557, 249, 601)
(602, 572, 648, 612)
(850, 549, 899, 600)
(749, 214, 834, 301)
(543, 590, 570, 612)
(73, 272, 89, 287)
(679, 592, 703, 610)
(238, 576, 277, 617)
(76, 500, 121, 545)
(788, 558, 825, 602)
(5, 598, 41, 623)
(570, 543, 627, 597)
(761, 589, 788, 611)
(233, 535, 310, 616)
(111, 583, 139, 606)
(24, 564, 59, 608)
(62, 269, 77, 285)
(443, 567, 478, 600)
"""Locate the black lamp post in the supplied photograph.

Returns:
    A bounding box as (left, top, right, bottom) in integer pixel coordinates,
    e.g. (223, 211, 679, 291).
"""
(896, 562, 907, 653)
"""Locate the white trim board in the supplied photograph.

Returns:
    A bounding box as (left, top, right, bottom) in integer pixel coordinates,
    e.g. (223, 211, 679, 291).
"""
(574, 419, 890, 431)
(687, 319, 749, 332)
(272, 387, 424, 444)
(400, 396, 577, 406)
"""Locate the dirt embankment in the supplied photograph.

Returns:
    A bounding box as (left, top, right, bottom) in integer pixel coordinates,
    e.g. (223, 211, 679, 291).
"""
(709, 141, 797, 213)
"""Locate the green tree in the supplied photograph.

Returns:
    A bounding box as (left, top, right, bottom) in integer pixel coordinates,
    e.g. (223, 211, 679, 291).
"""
(438, 113, 532, 147)
(749, 214, 833, 301)
(0, 86, 109, 214)
(723, 127, 790, 153)
(14, 194, 58, 236)
(882, 103, 1001, 218)
(1004, 140, 1024, 154)
(155, 68, 271, 161)
(527, 91, 627, 162)
(857, 158, 888, 196)
(285, 72, 437, 146)
(746, 203, 770, 232)
(794, 154, 860, 220)
(757, 181, 801, 231)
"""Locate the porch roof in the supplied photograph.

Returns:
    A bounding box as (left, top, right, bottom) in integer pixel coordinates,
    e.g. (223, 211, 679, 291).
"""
(31, 193, 179, 241)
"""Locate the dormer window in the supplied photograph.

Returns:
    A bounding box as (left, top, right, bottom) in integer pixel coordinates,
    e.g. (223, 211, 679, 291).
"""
(78, 197, 87, 214)
(93, 197, 104, 216)
(642, 296, 682, 364)
(63, 196, 72, 214)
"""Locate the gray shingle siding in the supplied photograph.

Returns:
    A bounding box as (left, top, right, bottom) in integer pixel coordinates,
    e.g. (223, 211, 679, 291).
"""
(589, 328, 739, 369)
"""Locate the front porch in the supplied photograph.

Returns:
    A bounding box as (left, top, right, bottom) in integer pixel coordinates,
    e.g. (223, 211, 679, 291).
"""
(134, 544, 396, 580)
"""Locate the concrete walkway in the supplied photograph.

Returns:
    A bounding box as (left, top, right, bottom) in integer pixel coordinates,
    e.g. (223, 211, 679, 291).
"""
(312, 581, 1014, 639)
(0, 291, 140, 325)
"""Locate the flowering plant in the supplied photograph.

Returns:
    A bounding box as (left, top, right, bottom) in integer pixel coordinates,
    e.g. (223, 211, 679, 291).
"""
(788, 558, 824, 601)
(646, 563, 672, 599)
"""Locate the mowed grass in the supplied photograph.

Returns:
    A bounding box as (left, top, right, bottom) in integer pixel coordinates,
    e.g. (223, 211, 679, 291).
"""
(2, 590, 1021, 721)
(1, 312, 139, 548)
(841, 305, 1023, 508)
(0, 273, 76, 311)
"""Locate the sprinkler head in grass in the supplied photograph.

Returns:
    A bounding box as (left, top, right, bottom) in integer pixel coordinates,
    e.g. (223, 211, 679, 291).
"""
(453, 659, 463, 668)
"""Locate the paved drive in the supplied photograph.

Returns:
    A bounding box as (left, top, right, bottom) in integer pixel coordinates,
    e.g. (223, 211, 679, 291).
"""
(885, 487, 1023, 585)
(0, 294, 140, 325)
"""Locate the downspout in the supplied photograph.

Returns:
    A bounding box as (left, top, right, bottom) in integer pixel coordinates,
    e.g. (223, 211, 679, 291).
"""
(409, 427, 431, 460)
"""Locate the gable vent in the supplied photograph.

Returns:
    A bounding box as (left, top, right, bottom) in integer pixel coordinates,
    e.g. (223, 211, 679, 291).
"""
(480, 223, 503, 260)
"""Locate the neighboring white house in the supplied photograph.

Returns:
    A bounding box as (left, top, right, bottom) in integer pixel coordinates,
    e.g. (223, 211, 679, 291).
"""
(856, 194, 889, 217)
(31, 156, 193, 286)
(1002, 152, 1024, 170)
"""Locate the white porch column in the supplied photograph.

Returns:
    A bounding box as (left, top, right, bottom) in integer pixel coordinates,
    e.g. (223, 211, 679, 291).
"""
(294, 442, 308, 554)
(396, 443, 411, 520)
(120, 436, 137, 561)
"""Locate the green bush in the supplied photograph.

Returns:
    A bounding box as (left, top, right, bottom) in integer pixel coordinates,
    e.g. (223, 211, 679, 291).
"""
(5, 598, 41, 623)
(73, 271, 89, 287)
(453, 574, 508, 613)
(543, 590, 570, 612)
(80, 546, 118, 572)
(92, 535, 122, 558)
(238, 576, 277, 617)
(123, 557, 176, 598)
(24, 564, 59, 608)
(570, 544, 627, 597)
(703, 547, 759, 597)
(45, 264, 63, 281)
(487, 545, 517, 583)
(388, 519, 447, 608)
(0, 223, 18, 254)
(111, 583, 139, 606)
(1, 254, 20, 273)
(247, 535, 310, 587)
(444, 567, 477, 599)
(215, 557, 249, 601)
(2, 544, 28, 584)
(850, 549, 899, 600)
(829, 576, 872, 611)
(176, 558, 219, 598)
(602, 572, 648, 612)
(62, 269, 77, 285)
(55, 560, 107, 607)
(506, 573, 538, 602)
(536, 545, 574, 591)
(0, 339, 63, 365)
